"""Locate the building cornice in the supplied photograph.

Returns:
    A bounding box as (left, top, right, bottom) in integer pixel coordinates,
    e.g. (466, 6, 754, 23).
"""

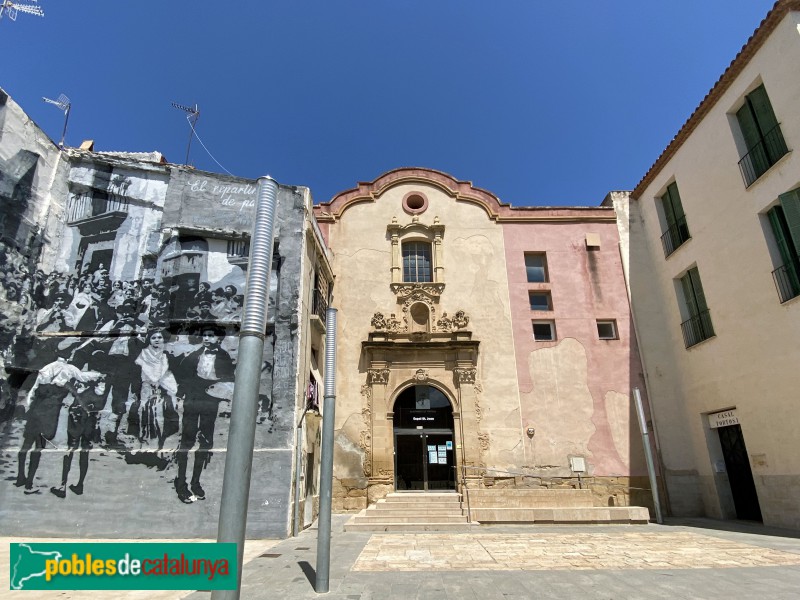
(631, 0, 800, 199)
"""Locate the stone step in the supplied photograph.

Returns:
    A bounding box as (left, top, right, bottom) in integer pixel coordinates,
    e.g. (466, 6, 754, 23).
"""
(375, 501, 464, 510)
(466, 489, 595, 509)
(382, 493, 462, 503)
(365, 508, 465, 517)
(468, 506, 651, 524)
(352, 514, 469, 524)
(344, 521, 478, 533)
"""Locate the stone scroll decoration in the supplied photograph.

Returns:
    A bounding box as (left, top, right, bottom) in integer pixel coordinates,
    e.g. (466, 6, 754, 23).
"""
(359, 383, 374, 478)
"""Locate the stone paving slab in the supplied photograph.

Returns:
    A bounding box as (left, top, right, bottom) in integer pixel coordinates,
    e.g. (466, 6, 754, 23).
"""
(352, 531, 800, 571)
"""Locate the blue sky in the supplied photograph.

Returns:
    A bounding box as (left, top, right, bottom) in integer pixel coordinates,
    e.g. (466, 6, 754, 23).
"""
(1, 1, 778, 205)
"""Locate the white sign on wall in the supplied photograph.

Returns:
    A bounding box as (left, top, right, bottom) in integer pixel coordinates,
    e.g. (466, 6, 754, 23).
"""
(708, 409, 739, 429)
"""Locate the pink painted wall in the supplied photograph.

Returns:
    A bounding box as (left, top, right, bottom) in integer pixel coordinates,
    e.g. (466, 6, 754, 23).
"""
(502, 217, 649, 477)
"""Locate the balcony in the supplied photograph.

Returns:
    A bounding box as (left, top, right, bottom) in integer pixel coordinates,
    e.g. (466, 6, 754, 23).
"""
(66, 192, 129, 235)
(738, 123, 789, 187)
(680, 309, 715, 348)
(772, 260, 800, 303)
(312, 288, 328, 322)
(660, 215, 690, 257)
(226, 239, 250, 267)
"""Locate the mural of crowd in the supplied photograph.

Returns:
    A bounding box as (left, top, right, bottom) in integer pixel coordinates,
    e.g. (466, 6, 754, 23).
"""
(0, 251, 276, 505)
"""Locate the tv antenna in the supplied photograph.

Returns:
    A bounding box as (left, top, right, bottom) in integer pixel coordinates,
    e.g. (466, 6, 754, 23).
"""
(42, 93, 70, 147)
(0, 0, 44, 21)
(172, 101, 200, 166)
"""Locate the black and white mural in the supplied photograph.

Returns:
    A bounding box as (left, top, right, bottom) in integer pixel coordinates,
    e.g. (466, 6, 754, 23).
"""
(0, 120, 304, 538)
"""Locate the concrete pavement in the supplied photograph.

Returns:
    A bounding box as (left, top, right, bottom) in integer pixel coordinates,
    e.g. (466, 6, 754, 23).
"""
(4, 517, 800, 599)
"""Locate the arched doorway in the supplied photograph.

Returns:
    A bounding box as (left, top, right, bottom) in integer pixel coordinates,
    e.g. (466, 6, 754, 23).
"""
(393, 385, 456, 491)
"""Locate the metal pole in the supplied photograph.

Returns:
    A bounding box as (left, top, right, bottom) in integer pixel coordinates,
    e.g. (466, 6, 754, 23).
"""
(60, 104, 70, 148)
(292, 405, 311, 537)
(633, 387, 663, 524)
(212, 176, 278, 600)
(314, 308, 337, 593)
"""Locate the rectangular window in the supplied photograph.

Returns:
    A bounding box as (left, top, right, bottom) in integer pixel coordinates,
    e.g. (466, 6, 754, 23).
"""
(524, 253, 548, 283)
(679, 267, 715, 348)
(736, 84, 788, 187)
(532, 321, 556, 341)
(403, 241, 432, 282)
(528, 291, 552, 311)
(596, 320, 618, 340)
(767, 188, 800, 303)
(659, 182, 690, 257)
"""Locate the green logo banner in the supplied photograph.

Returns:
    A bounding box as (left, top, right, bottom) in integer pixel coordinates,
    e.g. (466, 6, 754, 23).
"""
(9, 543, 237, 590)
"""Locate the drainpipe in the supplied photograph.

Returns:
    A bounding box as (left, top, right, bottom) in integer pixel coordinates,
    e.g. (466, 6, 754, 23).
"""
(634, 387, 664, 524)
(212, 176, 278, 600)
(292, 403, 312, 537)
(314, 308, 338, 593)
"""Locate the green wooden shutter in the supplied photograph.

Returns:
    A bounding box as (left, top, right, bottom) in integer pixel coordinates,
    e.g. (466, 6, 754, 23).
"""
(681, 272, 699, 317)
(779, 189, 800, 254)
(768, 207, 795, 267)
(687, 267, 709, 313)
(748, 85, 779, 134)
(736, 102, 761, 151)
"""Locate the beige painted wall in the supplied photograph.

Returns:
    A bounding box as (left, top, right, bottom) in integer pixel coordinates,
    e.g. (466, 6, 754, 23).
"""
(629, 12, 800, 528)
(325, 180, 523, 493)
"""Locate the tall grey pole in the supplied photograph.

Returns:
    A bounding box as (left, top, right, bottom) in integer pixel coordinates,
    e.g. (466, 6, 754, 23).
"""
(633, 387, 663, 524)
(314, 308, 337, 593)
(212, 176, 278, 600)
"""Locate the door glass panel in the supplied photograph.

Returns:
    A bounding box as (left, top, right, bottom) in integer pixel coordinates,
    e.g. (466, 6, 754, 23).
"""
(424, 433, 455, 490)
(395, 434, 425, 490)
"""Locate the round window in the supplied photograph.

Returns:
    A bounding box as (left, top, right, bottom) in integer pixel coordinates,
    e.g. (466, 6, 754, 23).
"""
(402, 192, 428, 215)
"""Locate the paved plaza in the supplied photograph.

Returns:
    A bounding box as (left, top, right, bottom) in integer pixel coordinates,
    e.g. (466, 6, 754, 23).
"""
(3, 517, 800, 599)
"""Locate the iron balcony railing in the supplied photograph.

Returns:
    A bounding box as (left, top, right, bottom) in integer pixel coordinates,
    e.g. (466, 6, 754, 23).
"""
(738, 123, 789, 187)
(772, 260, 800, 303)
(66, 192, 129, 223)
(312, 288, 328, 321)
(660, 215, 690, 257)
(680, 309, 715, 348)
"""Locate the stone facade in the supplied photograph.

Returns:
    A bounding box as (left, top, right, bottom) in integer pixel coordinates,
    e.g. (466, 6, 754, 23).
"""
(315, 168, 653, 510)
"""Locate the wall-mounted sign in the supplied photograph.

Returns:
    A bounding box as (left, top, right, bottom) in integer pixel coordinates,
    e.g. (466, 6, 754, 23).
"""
(708, 409, 739, 429)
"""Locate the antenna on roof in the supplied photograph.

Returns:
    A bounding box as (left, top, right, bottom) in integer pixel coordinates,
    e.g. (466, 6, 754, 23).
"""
(42, 93, 70, 147)
(0, 0, 44, 21)
(172, 101, 200, 166)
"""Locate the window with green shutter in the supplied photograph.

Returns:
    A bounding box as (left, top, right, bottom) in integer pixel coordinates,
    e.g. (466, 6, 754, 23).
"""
(736, 84, 788, 187)
(767, 188, 800, 302)
(659, 182, 690, 257)
(679, 267, 714, 348)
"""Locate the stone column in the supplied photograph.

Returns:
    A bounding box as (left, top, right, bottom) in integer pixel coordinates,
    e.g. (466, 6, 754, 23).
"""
(390, 232, 401, 283)
(454, 367, 483, 489)
(366, 368, 393, 503)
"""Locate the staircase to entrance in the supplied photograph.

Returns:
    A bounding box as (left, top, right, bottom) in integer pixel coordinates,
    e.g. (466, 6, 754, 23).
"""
(344, 492, 474, 532)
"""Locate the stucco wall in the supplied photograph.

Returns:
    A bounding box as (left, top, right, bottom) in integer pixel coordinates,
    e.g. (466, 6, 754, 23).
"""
(501, 218, 649, 485)
(629, 12, 800, 528)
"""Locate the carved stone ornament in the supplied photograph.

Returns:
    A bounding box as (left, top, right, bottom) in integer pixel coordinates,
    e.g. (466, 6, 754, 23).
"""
(454, 367, 477, 385)
(391, 282, 446, 299)
(371, 312, 404, 332)
(436, 309, 470, 332)
(478, 432, 490, 451)
(413, 368, 429, 382)
(368, 368, 390, 384)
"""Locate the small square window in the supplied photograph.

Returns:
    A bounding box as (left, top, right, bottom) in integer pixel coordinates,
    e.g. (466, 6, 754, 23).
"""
(525, 253, 548, 283)
(529, 291, 552, 311)
(597, 320, 617, 340)
(532, 321, 556, 341)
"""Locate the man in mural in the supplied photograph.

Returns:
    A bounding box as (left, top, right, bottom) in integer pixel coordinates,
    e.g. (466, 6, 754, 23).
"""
(50, 378, 107, 498)
(173, 325, 234, 503)
(16, 354, 104, 494)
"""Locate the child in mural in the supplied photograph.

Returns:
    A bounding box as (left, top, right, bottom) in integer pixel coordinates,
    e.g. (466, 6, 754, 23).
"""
(209, 288, 230, 320)
(49, 378, 107, 498)
(130, 329, 180, 450)
(173, 324, 235, 504)
(15, 355, 104, 494)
